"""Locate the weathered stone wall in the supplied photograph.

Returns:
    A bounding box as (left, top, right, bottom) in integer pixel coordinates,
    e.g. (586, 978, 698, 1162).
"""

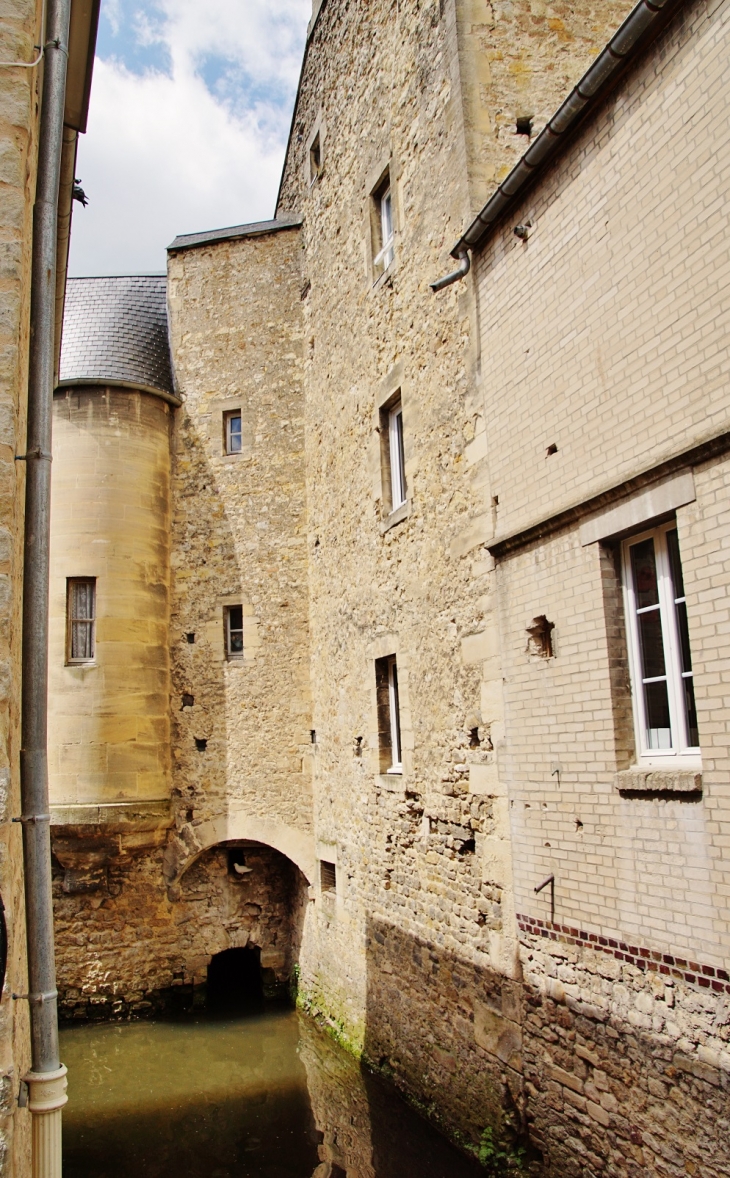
(165, 226, 313, 868)
(271, 0, 636, 1161)
(54, 841, 309, 1018)
(0, 0, 42, 1171)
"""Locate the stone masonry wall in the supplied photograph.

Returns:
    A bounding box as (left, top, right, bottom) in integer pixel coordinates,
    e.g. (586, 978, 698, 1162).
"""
(165, 226, 313, 875)
(273, 0, 637, 1160)
(0, 0, 41, 1172)
(54, 842, 309, 1018)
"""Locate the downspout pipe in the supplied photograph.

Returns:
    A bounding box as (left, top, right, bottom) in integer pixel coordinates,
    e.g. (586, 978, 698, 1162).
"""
(429, 249, 470, 293)
(20, 0, 72, 1170)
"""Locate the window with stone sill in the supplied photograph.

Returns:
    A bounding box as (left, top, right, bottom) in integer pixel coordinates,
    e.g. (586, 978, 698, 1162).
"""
(622, 521, 700, 768)
(375, 654, 402, 774)
(224, 605, 244, 660)
(223, 409, 242, 455)
(66, 578, 96, 664)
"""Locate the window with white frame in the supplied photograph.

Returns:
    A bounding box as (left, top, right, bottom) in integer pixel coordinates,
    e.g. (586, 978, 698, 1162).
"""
(66, 578, 96, 663)
(388, 399, 406, 510)
(375, 654, 402, 774)
(372, 174, 394, 274)
(224, 410, 242, 454)
(622, 522, 699, 763)
(224, 604, 244, 659)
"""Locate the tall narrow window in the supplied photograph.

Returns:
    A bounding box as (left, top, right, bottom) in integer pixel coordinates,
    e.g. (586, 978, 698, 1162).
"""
(388, 400, 406, 509)
(372, 174, 394, 274)
(622, 523, 699, 762)
(67, 578, 96, 663)
(225, 605, 244, 659)
(224, 410, 242, 454)
(309, 132, 322, 183)
(375, 654, 402, 774)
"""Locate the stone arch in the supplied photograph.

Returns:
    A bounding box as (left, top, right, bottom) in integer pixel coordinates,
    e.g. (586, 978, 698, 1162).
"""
(163, 808, 316, 891)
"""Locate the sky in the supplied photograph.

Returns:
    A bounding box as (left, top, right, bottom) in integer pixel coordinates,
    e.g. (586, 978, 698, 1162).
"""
(68, 0, 310, 276)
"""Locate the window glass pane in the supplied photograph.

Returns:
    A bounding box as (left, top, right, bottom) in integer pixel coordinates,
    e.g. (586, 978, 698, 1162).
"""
(227, 605, 243, 654)
(644, 680, 671, 749)
(227, 414, 242, 453)
(389, 658, 401, 766)
(637, 609, 665, 679)
(666, 528, 685, 598)
(71, 621, 92, 661)
(630, 538, 659, 608)
(674, 599, 692, 674)
(381, 190, 392, 244)
(389, 405, 405, 508)
(73, 581, 93, 620)
(682, 677, 699, 747)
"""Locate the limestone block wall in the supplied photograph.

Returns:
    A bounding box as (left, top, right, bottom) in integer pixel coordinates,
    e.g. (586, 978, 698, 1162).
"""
(0, 0, 42, 1171)
(48, 387, 173, 809)
(165, 224, 313, 867)
(273, 0, 635, 1152)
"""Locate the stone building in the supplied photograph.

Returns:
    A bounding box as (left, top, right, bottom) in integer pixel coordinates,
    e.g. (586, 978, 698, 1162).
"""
(51, 0, 730, 1175)
(0, 0, 97, 1172)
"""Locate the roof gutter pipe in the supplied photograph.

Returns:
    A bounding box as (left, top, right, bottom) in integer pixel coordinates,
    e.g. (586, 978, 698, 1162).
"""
(453, 0, 673, 257)
(430, 249, 470, 293)
(20, 0, 72, 1171)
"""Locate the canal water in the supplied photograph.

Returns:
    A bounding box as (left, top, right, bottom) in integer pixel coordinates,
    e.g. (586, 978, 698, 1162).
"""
(61, 1006, 487, 1178)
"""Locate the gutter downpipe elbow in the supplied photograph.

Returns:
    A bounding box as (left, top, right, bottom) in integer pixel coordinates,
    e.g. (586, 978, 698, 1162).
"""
(21, 0, 72, 1174)
(429, 249, 470, 293)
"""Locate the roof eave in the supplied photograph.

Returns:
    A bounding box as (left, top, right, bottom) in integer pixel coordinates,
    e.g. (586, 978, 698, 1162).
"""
(452, 0, 685, 259)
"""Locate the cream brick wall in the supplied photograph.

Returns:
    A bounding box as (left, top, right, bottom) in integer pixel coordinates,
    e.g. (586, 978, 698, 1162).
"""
(0, 0, 42, 1171)
(475, 0, 730, 546)
(48, 388, 173, 807)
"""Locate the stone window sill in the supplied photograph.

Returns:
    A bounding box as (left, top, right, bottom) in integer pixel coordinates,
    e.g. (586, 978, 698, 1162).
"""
(615, 768, 702, 797)
(378, 772, 404, 793)
(381, 500, 410, 534)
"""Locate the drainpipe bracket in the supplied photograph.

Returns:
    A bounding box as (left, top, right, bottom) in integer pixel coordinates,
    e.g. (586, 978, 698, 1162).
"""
(23, 1066, 68, 1114)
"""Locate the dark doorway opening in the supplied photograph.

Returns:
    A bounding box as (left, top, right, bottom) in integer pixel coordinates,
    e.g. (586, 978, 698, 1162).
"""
(206, 946, 263, 1012)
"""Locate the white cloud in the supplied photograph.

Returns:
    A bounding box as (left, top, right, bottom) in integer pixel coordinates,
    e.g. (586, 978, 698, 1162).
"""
(68, 0, 310, 276)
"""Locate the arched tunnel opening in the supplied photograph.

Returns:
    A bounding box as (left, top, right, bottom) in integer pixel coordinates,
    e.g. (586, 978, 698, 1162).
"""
(206, 946, 263, 1012)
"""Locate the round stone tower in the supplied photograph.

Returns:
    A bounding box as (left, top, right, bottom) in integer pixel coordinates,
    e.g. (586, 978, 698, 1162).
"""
(48, 276, 179, 889)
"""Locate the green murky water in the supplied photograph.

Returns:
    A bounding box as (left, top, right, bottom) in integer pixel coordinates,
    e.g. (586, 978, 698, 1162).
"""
(61, 1007, 486, 1178)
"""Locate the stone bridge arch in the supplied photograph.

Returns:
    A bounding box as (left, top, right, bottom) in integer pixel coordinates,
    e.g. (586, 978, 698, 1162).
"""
(163, 808, 316, 894)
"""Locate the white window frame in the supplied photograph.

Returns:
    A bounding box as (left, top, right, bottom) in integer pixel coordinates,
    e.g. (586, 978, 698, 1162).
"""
(387, 655, 402, 773)
(388, 400, 406, 510)
(224, 604, 244, 660)
(374, 186, 394, 270)
(224, 410, 242, 455)
(622, 521, 700, 768)
(66, 578, 96, 664)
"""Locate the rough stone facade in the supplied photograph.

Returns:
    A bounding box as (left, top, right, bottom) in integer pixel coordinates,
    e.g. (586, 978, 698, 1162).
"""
(49, 1, 730, 1176)
(53, 842, 308, 1019)
(0, 0, 41, 1172)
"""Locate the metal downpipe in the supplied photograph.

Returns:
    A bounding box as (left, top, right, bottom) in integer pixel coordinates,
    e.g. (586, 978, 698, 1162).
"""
(429, 250, 471, 292)
(21, 0, 72, 1171)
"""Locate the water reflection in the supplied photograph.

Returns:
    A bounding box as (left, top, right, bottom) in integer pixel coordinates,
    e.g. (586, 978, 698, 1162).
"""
(61, 1008, 485, 1178)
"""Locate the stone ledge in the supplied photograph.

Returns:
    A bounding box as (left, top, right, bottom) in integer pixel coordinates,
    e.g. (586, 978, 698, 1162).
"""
(377, 772, 404, 793)
(380, 500, 410, 534)
(50, 798, 172, 830)
(615, 769, 702, 796)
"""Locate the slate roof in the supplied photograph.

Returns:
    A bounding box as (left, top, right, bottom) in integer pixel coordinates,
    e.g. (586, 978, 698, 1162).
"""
(168, 215, 302, 253)
(58, 275, 175, 398)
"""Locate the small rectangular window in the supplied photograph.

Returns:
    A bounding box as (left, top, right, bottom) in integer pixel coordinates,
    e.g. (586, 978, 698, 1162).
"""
(320, 860, 336, 893)
(67, 578, 96, 663)
(375, 654, 402, 774)
(224, 410, 242, 454)
(225, 605, 244, 659)
(372, 173, 394, 275)
(622, 522, 699, 763)
(309, 132, 322, 183)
